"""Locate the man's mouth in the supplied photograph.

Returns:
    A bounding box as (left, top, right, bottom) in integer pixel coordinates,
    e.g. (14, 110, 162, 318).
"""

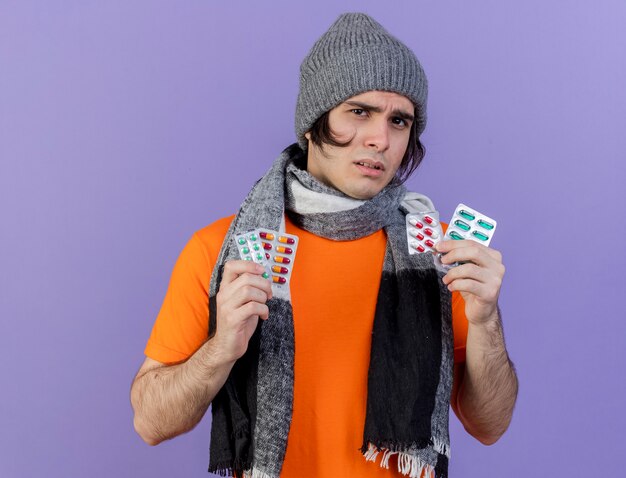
(355, 160, 384, 171)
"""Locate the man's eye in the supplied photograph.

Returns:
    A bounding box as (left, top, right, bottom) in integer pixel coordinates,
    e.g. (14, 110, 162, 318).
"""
(392, 117, 407, 127)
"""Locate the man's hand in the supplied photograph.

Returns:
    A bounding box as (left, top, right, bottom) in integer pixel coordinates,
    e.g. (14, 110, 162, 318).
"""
(213, 260, 273, 362)
(435, 239, 517, 445)
(131, 260, 273, 446)
(436, 240, 505, 326)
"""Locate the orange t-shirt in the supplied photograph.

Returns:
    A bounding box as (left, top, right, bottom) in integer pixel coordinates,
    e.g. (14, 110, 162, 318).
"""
(145, 215, 468, 477)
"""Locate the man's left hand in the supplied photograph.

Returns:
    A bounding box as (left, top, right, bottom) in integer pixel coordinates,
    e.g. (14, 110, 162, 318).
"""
(435, 240, 505, 325)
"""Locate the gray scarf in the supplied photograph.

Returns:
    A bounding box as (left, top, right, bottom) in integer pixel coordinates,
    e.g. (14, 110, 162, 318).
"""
(207, 144, 453, 478)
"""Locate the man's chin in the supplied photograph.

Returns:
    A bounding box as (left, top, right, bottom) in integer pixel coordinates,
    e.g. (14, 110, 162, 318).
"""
(343, 188, 381, 201)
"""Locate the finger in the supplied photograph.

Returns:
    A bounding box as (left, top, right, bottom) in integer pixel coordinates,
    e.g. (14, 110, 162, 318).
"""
(218, 272, 274, 307)
(218, 260, 273, 308)
(439, 245, 502, 270)
(447, 278, 500, 303)
(236, 301, 270, 322)
(436, 240, 502, 264)
(234, 282, 272, 307)
(446, 277, 484, 296)
(439, 247, 492, 268)
(442, 263, 487, 286)
(222, 260, 266, 285)
(434, 239, 474, 253)
(231, 272, 273, 300)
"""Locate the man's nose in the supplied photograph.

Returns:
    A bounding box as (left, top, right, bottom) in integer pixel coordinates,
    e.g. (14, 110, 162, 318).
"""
(364, 118, 390, 152)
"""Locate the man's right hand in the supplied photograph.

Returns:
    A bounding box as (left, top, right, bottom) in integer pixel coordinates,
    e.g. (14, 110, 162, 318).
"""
(131, 260, 272, 445)
(213, 260, 273, 362)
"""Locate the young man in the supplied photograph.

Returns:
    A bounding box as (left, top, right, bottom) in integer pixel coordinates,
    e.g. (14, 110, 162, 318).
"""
(131, 13, 518, 478)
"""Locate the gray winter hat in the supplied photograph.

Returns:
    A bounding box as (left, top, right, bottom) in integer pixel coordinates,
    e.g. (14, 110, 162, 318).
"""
(295, 12, 428, 150)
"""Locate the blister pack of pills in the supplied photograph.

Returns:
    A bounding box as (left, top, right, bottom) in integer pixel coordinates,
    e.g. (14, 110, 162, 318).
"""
(234, 229, 299, 295)
(406, 204, 497, 270)
(443, 204, 497, 246)
(406, 212, 444, 254)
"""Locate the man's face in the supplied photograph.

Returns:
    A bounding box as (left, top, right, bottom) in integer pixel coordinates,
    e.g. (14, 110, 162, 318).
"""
(305, 90, 414, 200)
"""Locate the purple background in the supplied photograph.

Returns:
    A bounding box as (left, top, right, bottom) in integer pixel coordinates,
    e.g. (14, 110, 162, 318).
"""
(1, 1, 625, 477)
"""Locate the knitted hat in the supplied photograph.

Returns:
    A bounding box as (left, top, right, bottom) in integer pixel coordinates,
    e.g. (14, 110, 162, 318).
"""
(295, 12, 428, 150)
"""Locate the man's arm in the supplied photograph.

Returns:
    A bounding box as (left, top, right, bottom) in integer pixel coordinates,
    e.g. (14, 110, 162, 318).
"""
(437, 241, 518, 445)
(130, 260, 272, 446)
(130, 344, 235, 446)
(450, 309, 518, 445)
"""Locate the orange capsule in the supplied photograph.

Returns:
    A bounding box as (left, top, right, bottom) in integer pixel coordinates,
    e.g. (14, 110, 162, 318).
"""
(263, 242, 272, 250)
(272, 265, 289, 274)
(272, 276, 287, 284)
(278, 236, 295, 244)
(274, 256, 291, 264)
(260, 232, 275, 240)
(276, 246, 293, 254)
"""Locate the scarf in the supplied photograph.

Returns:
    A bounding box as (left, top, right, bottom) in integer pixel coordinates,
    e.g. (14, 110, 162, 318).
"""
(207, 144, 454, 478)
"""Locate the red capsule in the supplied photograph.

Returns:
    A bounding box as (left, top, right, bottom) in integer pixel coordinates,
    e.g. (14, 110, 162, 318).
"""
(424, 215, 439, 227)
(424, 239, 435, 248)
(278, 236, 295, 244)
(272, 276, 287, 284)
(259, 231, 275, 240)
(263, 242, 272, 250)
(265, 253, 271, 260)
(274, 256, 291, 264)
(416, 233, 424, 241)
(424, 228, 439, 239)
(271, 265, 289, 274)
(276, 246, 293, 254)
(409, 217, 424, 229)
(415, 244, 425, 252)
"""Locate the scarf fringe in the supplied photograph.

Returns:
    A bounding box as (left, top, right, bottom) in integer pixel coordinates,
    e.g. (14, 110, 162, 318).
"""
(208, 466, 240, 478)
(207, 469, 229, 477)
(398, 452, 435, 478)
(363, 443, 438, 478)
(432, 437, 451, 458)
(243, 467, 277, 478)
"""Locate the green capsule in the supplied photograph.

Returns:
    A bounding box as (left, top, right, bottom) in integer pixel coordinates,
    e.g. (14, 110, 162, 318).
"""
(244, 256, 252, 261)
(249, 234, 257, 241)
(253, 243, 260, 251)
(472, 230, 489, 241)
(242, 247, 250, 254)
(454, 219, 471, 231)
(262, 272, 269, 279)
(238, 237, 246, 245)
(458, 209, 475, 221)
(449, 231, 464, 240)
(256, 253, 263, 261)
(477, 219, 494, 230)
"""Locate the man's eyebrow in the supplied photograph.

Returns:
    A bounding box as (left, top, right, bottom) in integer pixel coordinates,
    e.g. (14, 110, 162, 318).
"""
(343, 101, 415, 122)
